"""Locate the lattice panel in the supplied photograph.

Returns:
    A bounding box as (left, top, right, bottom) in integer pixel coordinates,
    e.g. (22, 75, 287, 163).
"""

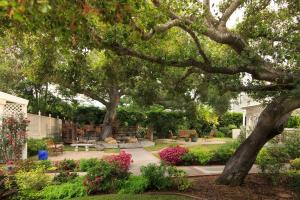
(3, 103, 24, 117)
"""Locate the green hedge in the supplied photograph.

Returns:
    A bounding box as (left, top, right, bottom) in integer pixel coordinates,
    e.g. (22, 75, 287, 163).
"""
(219, 112, 243, 128)
(286, 116, 300, 128)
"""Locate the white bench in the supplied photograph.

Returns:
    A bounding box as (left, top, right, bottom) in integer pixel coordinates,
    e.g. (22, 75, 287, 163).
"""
(71, 144, 94, 152)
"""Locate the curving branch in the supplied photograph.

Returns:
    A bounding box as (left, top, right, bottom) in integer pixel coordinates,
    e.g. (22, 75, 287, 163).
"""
(203, 0, 218, 26)
(177, 24, 210, 64)
(224, 84, 296, 92)
(140, 19, 182, 40)
(219, 0, 243, 28)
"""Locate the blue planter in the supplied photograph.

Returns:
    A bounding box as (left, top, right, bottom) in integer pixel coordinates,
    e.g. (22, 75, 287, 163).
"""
(38, 150, 48, 160)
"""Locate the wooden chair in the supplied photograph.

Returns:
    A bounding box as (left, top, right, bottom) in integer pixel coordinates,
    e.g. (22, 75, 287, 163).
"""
(47, 139, 64, 156)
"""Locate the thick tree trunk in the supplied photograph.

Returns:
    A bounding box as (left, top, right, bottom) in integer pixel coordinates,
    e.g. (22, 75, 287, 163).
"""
(101, 88, 120, 140)
(216, 98, 293, 186)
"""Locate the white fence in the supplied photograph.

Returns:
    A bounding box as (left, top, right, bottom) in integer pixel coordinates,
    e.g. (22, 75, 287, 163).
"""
(27, 113, 62, 139)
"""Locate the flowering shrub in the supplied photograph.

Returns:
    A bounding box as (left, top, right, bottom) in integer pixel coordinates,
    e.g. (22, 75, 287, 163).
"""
(83, 160, 129, 194)
(55, 159, 79, 171)
(0, 115, 29, 162)
(104, 151, 132, 171)
(159, 146, 188, 165)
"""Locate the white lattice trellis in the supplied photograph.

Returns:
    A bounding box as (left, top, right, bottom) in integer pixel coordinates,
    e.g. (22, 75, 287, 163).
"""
(0, 91, 29, 160)
(3, 103, 24, 117)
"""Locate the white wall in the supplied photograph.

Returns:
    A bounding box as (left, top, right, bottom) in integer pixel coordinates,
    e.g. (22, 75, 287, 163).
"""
(27, 113, 62, 139)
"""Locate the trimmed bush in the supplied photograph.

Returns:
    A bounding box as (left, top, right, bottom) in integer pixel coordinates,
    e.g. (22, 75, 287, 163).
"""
(15, 167, 52, 200)
(211, 141, 240, 164)
(181, 152, 198, 166)
(141, 164, 190, 191)
(118, 175, 149, 194)
(219, 112, 243, 128)
(53, 172, 78, 184)
(287, 170, 300, 190)
(159, 146, 188, 165)
(215, 131, 225, 138)
(79, 158, 100, 172)
(27, 139, 47, 157)
(290, 158, 300, 170)
(41, 177, 87, 200)
(190, 148, 213, 165)
(284, 132, 300, 159)
(55, 159, 78, 171)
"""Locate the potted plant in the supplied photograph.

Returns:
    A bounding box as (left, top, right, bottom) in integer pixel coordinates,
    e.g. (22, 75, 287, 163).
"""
(190, 132, 198, 142)
(184, 137, 190, 142)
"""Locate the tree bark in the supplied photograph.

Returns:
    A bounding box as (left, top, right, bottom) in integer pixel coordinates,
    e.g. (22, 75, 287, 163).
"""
(216, 97, 296, 186)
(101, 87, 120, 140)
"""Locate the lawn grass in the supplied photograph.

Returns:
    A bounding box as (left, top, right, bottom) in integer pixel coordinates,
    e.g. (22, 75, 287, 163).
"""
(188, 143, 225, 151)
(72, 194, 190, 200)
(103, 148, 120, 153)
(144, 143, 178, 151)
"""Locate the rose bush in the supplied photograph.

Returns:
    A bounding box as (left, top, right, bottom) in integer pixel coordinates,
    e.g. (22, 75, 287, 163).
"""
(159, 146, 188, 165)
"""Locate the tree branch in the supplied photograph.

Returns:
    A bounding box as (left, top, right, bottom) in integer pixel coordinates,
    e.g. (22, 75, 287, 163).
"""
(177, 24, 210, 64)
(219, 0, 243, 28)
(131, 18, 182, 40)
(203, 0, 218, 26)
(225, 84, 296, 92)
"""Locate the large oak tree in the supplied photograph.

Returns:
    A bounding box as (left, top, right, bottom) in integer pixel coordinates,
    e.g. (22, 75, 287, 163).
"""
(1, 0, 299, 186)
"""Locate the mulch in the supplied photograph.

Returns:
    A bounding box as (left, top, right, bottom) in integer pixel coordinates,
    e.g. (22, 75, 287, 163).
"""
(180, 174, 299, 200)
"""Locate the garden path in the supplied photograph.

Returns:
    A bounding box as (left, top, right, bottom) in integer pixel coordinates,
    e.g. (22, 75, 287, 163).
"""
(124, 148, 160, 175)
(124, 148, 261, 176)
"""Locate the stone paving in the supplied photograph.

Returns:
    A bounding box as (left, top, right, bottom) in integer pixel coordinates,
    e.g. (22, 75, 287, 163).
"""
(125, 148, 160, 175)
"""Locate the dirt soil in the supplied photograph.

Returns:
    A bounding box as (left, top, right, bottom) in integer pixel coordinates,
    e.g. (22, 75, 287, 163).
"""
(184, 174, 299, 200)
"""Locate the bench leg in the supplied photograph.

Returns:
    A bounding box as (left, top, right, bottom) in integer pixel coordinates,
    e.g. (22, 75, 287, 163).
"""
(75, 146, 78, 152)
(85, 146, 89, 151)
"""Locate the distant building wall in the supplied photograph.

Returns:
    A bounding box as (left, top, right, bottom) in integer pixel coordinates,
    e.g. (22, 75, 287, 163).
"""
(27, 113, 62, 139)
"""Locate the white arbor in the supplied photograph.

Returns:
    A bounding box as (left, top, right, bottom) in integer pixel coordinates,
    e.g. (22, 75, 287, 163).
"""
(0, 91, 29, 159)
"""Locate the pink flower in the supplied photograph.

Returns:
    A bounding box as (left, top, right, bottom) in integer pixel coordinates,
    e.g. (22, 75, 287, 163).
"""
(159, 146, 188, 165)
(104, 151, 132, 171)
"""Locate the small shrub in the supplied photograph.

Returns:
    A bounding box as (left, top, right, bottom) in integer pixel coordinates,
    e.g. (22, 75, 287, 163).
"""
(104, 151, 132, 171)
(211, 141, 240, 164)
(256, 147, 288, 173)
(159, 146, 188, 165)
(181, 152, 198, 166)
(290, 158, 300, 170)
(284, 132, 300, 159)
(79, 158, 100, 172)
(256, 146, 289, 184)
(215, 131, 225, 138)
(0, 173, 17, 200)
(15, 167, 52, 200)
(141, 164, 190, 191)
(84, 160, 129, 194)
(118, 175, 149, 194)
(41, 177, 87, 200)
(287, 170, 300, 190)
(55, 159, 78, 171)
(27, 138, 47, 157)
(53, 172, 78, 184)
(16, 159, 37, 172)
(190, 148, 213, 165)
(37, 160, 52, 170)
